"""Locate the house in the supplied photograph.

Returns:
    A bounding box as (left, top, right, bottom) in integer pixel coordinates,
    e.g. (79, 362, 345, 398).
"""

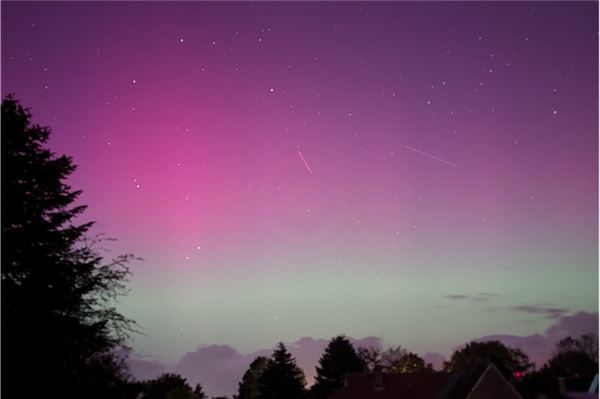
(328, 363, 523, 399)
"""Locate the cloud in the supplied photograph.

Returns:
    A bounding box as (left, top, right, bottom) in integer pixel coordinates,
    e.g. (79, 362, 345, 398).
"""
(444, 294, 574, 319)
(444, 292, 499, 303)
(472, 311, 598, 367)
(445, 294, 469, 300)
(126, 356, 168, 381)
(511, 305, 570, 319)
(546, 311, 599, 340)
(423, 352, 446, 370)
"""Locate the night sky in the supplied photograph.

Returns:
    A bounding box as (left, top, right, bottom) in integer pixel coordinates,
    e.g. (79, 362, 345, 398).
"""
(2, 1, 598, 364)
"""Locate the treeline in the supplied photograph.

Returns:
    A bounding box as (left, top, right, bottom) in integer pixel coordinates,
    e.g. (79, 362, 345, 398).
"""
(129, 333, 598, 399)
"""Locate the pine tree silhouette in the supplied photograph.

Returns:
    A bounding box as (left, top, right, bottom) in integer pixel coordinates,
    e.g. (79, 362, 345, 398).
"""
(311, 335, 363, 399)
(258, 343, 306, 399)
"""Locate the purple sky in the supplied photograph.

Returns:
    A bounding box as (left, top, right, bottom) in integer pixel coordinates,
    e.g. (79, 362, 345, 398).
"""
(2, 0, 597, 379)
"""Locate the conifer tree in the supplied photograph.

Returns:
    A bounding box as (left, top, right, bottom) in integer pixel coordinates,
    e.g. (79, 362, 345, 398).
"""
(258, 343, 306, 399)
(311, 336, 363, 399)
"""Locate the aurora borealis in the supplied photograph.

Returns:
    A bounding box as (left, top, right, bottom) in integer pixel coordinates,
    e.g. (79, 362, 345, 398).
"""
(2, 0, 597, 370)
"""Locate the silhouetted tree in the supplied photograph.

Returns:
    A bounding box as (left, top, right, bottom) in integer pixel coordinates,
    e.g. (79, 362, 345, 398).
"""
(258, 343, 306, 399)
(444, 340, 533, 382)
(144, 373, 193, 399)
(357, 345, 433, 373)
(237, 356, 270, 399)
(357, 346, 382, 372)
(311, 335, 363, 399)
(194, 383, 208, 399)
(167, 386, 197, 399)
(1, 95, 136, 398)
(553, 334, 598, 363)
(383, 348, 433, 373)
(547, 335, 598, 381)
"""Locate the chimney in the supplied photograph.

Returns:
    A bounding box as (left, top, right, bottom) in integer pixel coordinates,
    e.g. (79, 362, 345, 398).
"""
(373, 366, 384, 391)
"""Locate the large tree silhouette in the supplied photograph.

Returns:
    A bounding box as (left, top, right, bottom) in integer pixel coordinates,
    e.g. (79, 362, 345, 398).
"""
(311, 335, 363, 399)
(258, 343, 306, 399)
(1, 95, 136, 398)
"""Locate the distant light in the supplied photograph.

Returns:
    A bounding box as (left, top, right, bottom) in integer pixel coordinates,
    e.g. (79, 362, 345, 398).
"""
(514, 371, 523, 379)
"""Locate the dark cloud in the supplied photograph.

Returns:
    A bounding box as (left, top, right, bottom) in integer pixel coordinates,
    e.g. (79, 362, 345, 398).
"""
(444, 292, 500, 303)
(444, 295, 572, 318)
(511, 305, 570, 319)
(445, 294, 469, 300)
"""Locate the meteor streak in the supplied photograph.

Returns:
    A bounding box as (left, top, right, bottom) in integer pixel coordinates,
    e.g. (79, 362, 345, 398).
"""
(405, 145, 456, 167)
(297, 151, 314, 175)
